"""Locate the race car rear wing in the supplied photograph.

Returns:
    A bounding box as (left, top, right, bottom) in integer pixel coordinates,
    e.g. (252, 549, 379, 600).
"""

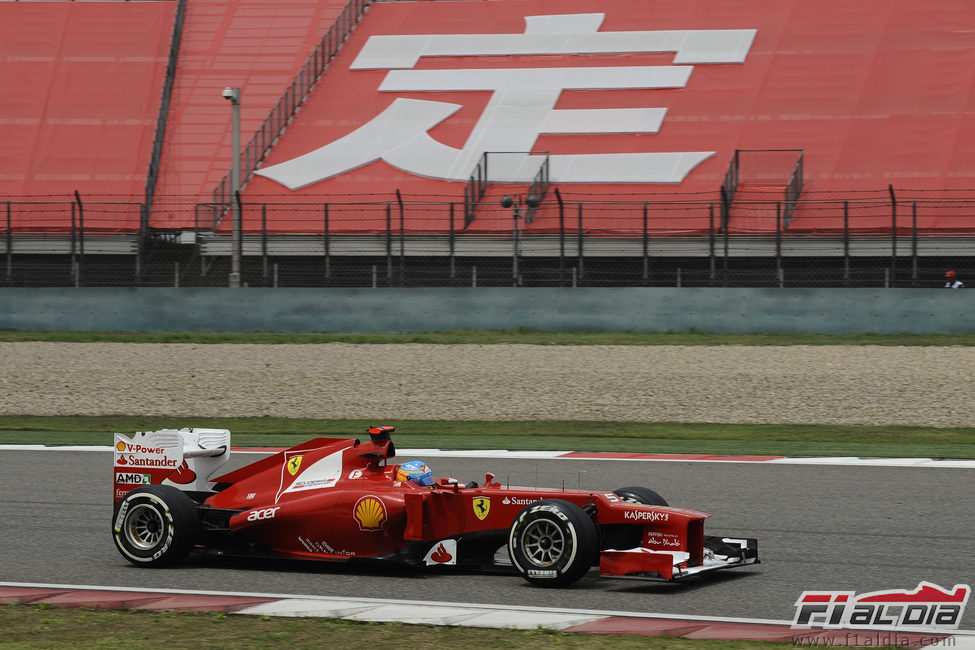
(113, 428, 231, 501)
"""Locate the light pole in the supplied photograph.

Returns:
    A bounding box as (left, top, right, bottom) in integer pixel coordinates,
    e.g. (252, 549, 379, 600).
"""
(500, 194, 539, 286)
(222, 87, 241, 287)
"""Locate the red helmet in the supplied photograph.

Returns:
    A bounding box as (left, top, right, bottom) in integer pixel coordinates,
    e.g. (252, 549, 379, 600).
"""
(946, 270, 957, 278)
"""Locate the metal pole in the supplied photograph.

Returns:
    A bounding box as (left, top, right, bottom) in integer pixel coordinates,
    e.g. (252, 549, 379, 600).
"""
(225, 87, 242, 287)
(261, 203, 268, 286)
(512, 204, 520, 286)
(5, 201, 11, 283)
(911, 201, 918, 287)
(448, 203, 455, 279)
(888, 184, 897, 288)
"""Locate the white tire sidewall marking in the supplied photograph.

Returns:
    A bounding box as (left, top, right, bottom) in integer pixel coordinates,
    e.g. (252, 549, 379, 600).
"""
(114, 491, 176, 563)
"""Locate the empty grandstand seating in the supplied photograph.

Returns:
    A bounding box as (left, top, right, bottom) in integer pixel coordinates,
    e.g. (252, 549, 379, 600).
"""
(3, 0, 975, 287)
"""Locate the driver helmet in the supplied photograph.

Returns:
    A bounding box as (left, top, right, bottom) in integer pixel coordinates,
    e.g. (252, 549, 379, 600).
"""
(946, 270, 957, 278)
(395, 460, 434, 487)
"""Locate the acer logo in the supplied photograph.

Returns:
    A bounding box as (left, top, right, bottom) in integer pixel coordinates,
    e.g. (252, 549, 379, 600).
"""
(247, 507, 280, 522)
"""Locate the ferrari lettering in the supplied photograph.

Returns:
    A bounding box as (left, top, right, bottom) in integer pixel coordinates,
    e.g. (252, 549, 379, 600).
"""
(624, 510, 669, 522)
(247, 507, 280, 522)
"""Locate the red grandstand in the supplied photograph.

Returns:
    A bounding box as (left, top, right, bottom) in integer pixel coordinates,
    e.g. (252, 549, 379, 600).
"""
(1, 0, 974, 243)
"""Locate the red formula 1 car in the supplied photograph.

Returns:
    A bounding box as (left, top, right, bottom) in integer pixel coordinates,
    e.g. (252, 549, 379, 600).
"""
(112, 426, 758, 587)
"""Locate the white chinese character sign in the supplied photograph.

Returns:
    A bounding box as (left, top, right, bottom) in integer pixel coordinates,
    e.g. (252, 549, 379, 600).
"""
(255, 11, 756, 192)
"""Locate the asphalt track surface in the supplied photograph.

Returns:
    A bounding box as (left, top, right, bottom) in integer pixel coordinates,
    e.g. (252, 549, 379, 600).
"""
(2, 449, 974, 629)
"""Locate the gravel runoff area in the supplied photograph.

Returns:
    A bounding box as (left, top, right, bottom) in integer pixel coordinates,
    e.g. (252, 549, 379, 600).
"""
(1, 342, 973, 427)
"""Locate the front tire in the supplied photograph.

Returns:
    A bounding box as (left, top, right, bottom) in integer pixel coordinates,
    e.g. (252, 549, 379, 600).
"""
(613, 486, 668, 506)
(508, 499, 598, 588)
(113, 485, 198, 567)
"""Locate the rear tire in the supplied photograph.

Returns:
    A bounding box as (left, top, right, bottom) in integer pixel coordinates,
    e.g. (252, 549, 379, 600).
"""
(508, 499, 598, 588)
(113, 485, 198, 567)
(613, 486, 668, 506)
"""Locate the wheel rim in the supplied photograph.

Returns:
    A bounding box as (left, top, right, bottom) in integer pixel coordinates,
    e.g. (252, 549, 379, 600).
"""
(522, 519, 565, 566)
(125, 503, 164, 550)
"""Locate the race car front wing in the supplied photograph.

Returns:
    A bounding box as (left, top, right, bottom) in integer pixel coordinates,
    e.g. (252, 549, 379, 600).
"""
(599, 536, 759, 580)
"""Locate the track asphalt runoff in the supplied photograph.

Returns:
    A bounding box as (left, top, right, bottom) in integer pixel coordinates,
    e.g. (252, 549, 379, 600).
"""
(4, 445, 975, 646)
(1, 583, 973, 647)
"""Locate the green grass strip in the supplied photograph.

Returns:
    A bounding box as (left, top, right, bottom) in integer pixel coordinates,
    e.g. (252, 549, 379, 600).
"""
(3, 416, 974, 458)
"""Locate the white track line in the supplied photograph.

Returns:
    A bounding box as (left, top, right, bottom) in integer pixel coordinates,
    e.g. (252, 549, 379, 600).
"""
(2, 445, 974, 468)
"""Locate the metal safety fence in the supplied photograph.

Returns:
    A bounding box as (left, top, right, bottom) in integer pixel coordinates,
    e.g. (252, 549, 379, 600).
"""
(3, 194, 975, 288)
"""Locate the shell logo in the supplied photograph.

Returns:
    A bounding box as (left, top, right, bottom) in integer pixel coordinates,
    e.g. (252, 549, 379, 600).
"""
(115, 441, 126, 452)
(353, 495, 387, 531)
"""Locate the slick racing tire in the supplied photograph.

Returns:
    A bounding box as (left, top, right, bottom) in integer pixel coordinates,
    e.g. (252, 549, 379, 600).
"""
(613, 486, 669, 507)
(113, 485, 199, 568)
(508, 499, 598, 588)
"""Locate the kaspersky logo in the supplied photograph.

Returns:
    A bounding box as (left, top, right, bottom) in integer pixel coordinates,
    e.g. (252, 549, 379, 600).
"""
(793, 582, 970, 630)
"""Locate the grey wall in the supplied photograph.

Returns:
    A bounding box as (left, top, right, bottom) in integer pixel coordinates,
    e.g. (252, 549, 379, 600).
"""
(0, 287, 970, 334)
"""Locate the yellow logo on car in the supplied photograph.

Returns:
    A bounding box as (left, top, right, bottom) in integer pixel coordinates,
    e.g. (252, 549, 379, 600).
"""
(354, 496, 387, 531)
(473, 497, 491, 521)
(287, 455, 303, 476)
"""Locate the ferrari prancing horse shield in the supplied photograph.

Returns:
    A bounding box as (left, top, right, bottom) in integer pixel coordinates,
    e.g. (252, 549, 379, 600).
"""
(287, 455, 303, 476)
(473, 496, 490, 520)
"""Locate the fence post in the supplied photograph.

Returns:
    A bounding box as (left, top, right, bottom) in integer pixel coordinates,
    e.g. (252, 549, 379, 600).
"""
(888, 184, 897, 287)
(448, 203, 455, 279)
(911, 201, 918, 288)
(576, 203, 584, 283)
(775, 201, 782, 285)
(642, 202, 649, 283)
(555, 187, 564, 286)
(262, 203, 269, 286)
(5, 201, 11, 284)
(385, 203, 392, 283)
(397, 189, 405, 286)
(708, 203, 715, 285)
(74, 190, 84, 287)
(323, 203, 330, 280)
(843, 200, 850, 286)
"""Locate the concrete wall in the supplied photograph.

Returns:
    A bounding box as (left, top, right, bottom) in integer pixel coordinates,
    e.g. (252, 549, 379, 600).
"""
(0, 287, 970, 334)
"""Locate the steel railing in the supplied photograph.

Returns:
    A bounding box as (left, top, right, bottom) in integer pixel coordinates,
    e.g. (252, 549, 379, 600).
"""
(210, 0, 372, 222)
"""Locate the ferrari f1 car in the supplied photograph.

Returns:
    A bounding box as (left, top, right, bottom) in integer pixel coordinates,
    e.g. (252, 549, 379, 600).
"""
(112, 426, 758, 587)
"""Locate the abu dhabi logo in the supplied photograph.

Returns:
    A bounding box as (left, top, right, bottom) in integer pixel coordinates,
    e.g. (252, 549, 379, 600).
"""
(256, 13, 756, 190)
(793, 582, 970, 631)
